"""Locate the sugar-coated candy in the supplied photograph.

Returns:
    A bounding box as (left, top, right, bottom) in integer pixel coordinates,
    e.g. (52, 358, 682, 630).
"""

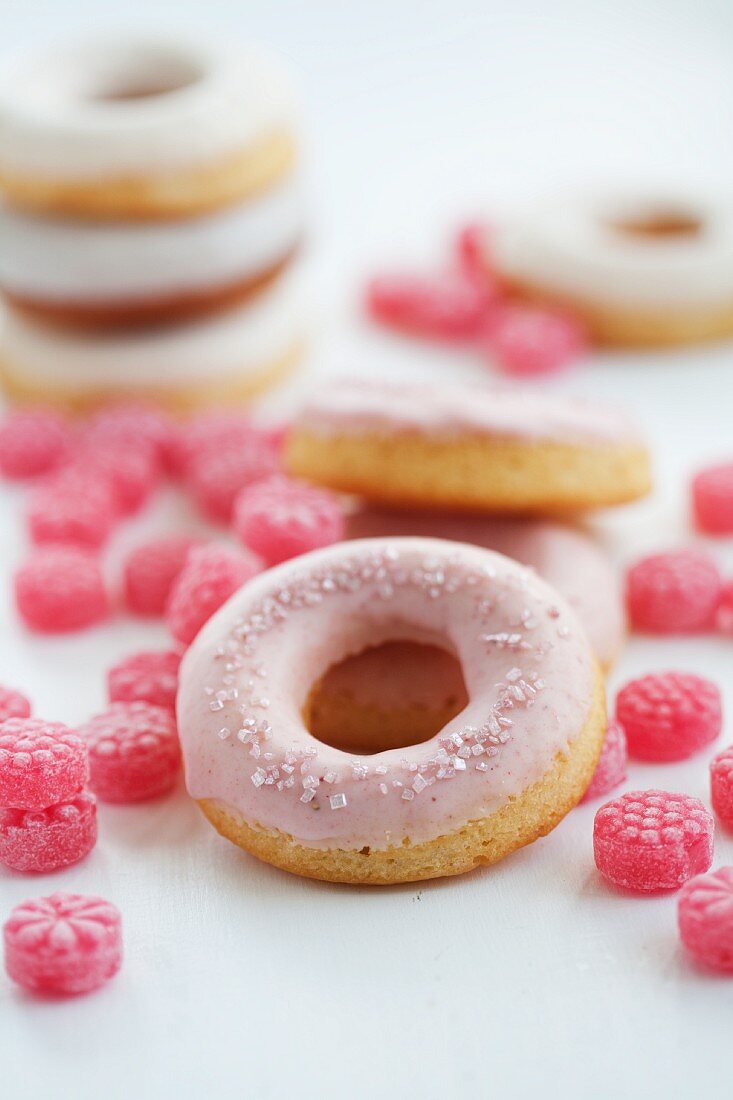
(107, 649, 181, 711)
(0, 685, 31, 722)
(692, 462, 733, 535)
(166, 543, 262, 645)
(185, 433, 280, 523)
(485, 304, 586, 377)
(15, 545, 110, 633)
(616, 671, 721, 762)
(366, 272, 493, 341)
(78, 438, 159, 514)
(3, 892, 122, 995)
(27, 467, 117, 549)
(716, 580, 733, 636)
(0, 791, 97, 873)
(80, 701, 180, 803)
(0, 718, 88, 810)
(122, 535, 200, 617)
(581, 720, 627, 802)
(0, 407, 71, 480)
(594, 790, 714, 892)
(678, 867, 733, 972)
(233, 474, 345, 566)
(169, 411, 255, 477)
(625, 549, 721, 633)
(710, 746, 733, 828)
(82, 402, 175, 473)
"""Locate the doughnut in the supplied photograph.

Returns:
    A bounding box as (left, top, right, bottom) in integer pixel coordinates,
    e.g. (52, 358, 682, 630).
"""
(177, 537, 606, 884)
(286, 379, 651, 513)
(0, 175, 303, 328)
(0, 265, 304, 412)
(489, 192, 733, 347)
(344, 508, 625, 667)
(0, 39, 297, 220)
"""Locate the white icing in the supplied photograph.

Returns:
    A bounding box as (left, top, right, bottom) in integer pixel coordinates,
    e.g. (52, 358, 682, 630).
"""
(1, 266, 304, 389)
(492, 192, 733, 307)
(0, 175, 303, 301)
(0, 38, 297, 178)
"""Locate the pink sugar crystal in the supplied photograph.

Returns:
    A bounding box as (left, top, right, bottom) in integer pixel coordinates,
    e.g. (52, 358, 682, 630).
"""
(0, 791, 97, 873)
(0, 407, 72, 480)
(710, 746, 733, 828)
(107, 649, 181, 711)
(625, 549, 722, 634)
(0, 685, 31, 722)
(485, 304, 586, 377)
(692, 462, 733, 535)
(4, 892, 122, 995)
(233, 474, 345, 565)
(678, 867, 733, 972)
(616, 671, 722, 762)
(15, 545, 110, 633)
(123, 535, 200, 617)
(27, 467, 117, 550)
(80, 702, 180, 803)
(0, 719, 88, 810)
(78, 438, 159, 515)
(594, 790, 714, 892)
(366, 272, 494, 341)
(581, 720, 627, 802)
(166, 543, 262, 645)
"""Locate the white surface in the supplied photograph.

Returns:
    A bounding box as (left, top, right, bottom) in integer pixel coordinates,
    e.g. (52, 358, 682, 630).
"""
(2, 3, 733, 1099)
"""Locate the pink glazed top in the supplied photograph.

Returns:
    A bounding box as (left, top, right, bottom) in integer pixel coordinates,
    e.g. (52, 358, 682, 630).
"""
(177, 538, 596, 851)
(294, 378, 641, 445)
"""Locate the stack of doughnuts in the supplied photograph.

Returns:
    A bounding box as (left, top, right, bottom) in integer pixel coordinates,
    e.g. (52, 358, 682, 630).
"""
(0, 37, 305, 410)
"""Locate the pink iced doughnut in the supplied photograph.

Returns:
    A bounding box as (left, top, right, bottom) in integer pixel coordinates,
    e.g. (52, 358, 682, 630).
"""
(178, 537, 605, 885)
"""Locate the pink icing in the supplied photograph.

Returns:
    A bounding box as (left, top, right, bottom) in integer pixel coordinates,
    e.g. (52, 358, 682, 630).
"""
(294, 379, 641, 445)
(178, 538, 596, 851)
(346, 509, 624, 666)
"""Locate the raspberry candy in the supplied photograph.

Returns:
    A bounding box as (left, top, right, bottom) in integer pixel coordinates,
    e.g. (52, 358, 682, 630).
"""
(27, 467, 117, 549)
(710, 746, 733, 828)
(0, 407, 71, 480)
(678, 867, 733, 972)
(233, 474, 345, 566)
(485, 304, 586, 377)
(366, 272, 493, 341)
(15, 546, 110, 633)
(4, 892, 122, 995)
(80, 702, 180, 803)
(107, 649, 181, 712)
(716, 580, 733, 636)
(170, 411, 255, 477)
(166, 543, 261, 645)
(692, 462, 733, 535)
(0, 685, 31, 722)
(0, 791, 97, 873)
(594, 790, 714, 892)
(82, 402, 175, 473)
(616, 672, 721, 762)
(625, 549, 721, 633)
(185, 434, 280, 523)
(0, 719, 88, 809)
(123, 535, 200, 617)
(581, 720, 627, 803)
(79, 439, 159, 515)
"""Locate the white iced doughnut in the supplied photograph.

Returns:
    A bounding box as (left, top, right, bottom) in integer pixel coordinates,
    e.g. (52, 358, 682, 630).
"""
(0, 175, 303, 319)
(0, 265, 305, 411)
(491, 192, 733, 347)
(0, 38, 298, 218)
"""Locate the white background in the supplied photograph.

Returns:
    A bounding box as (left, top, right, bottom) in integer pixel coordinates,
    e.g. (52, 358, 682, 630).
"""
(2, 2, 733, 1098)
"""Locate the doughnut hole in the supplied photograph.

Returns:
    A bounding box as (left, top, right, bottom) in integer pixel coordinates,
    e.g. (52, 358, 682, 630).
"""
(609, 209, 702, 239)
(305, 640, 469, 755)
(78, 45, 205, 103)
